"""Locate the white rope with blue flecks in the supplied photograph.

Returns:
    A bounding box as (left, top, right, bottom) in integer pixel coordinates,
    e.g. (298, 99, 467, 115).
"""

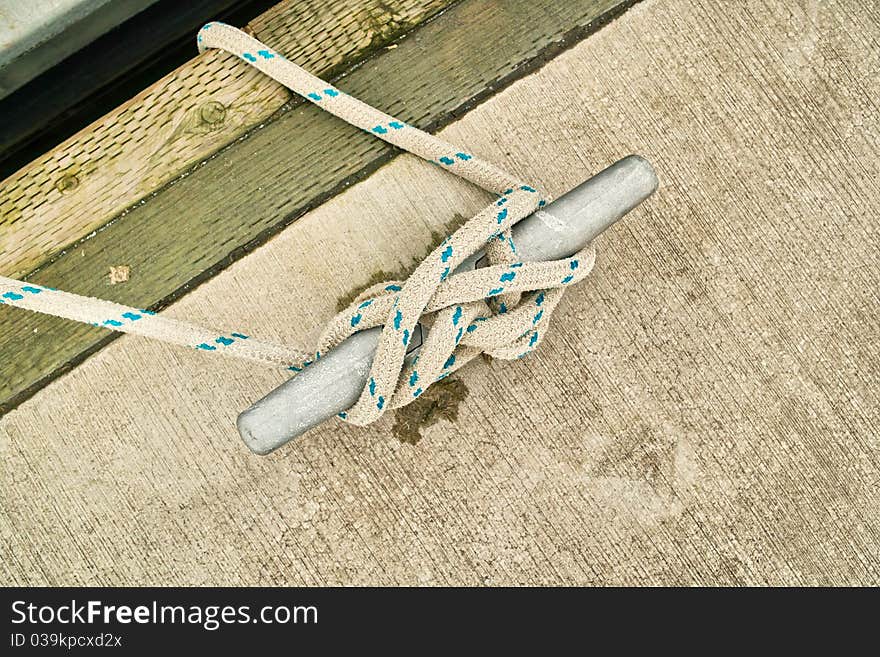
(0, 22, 596, 427)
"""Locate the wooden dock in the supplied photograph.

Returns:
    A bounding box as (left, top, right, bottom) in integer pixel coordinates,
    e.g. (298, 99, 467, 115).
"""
(1, 0, 878, 585)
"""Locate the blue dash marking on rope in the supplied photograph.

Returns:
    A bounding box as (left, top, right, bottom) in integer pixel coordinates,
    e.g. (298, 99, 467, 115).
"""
(103, 319, 123, 327)
(324, 88, 339, 97)
(413, 387, 423, 398)
(196, 342, 216, 351)
(409, 371, 419, 386)
(444, 354, 456, 369)
(533, 309, 544, 324)
(385, 284, 402, 292)
(369, 377, 376, 396)
(358, 299, 373, 309)
(510, 262, 522, 268)
(496, 197, 507, 206)
(455, 153, 471, 160)
(215, 336, 234, 346)
(439, 156, 454, 165)
(141, 309, 156, 315)
(372, 125, 388, 134)
(441, 245, 453, 262)
(393, 309, 402, 330)
(257, 49, 274, 59)
(350, 313, 362, 327)
(242, 52, 257, 62)
(2, 292, 23, 301)
(307, 92, 322, 101)
(389, 121, 404, 129)
(561, 275, 574, 284)
(520, 185, 537, 192)
(288, 365, 302, 372)
(500, 271, 516, 283)
(402, 329, 410, 345)
(466, 323, 478, 333)
(231, 332, 249, 339)
(338, 411, 347, 419)
(535, 292, 545, 306)
(455, 327, 463, 343)
(499, 303, 507, 314)
(488, 287, 504, 296)
(503, 188, 513, 194)
(376, 396, 385, 410)
(122, 312, 142, 321)
(570, 259, 579, 270)
(440, 267, 450, 281)
(538, 199, 546, 207)
(529, 332, 539, 347)
(496, 208, 507, 224)
(22, 286, 42, 294)
(452, 306, 462, 326)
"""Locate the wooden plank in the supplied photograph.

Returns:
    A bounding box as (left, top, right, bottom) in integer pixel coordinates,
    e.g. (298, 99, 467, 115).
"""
(0, 0, 634, 413)
(0, 0, 455, 280)
(0, 0, 265, 172)
(0, 48, 287, 279)
(251, 0, 456, 71)
(2, 0, 878, 586)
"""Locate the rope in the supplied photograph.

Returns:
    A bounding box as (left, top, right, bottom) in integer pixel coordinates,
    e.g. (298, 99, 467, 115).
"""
(0, 22, 596, 427)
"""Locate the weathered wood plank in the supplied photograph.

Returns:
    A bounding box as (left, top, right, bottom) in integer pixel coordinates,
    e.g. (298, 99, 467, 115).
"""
(0, 0, 455, 279)
(0, 49, 287, 279)
(2, 0, 878, 586)
(0, 0, 633, 413)
(251, 0, 456, 70)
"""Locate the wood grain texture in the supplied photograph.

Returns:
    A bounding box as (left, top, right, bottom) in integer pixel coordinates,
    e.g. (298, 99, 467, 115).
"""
(251, 0, 455, 69)
(0, 49, 287, 280)
(0, 0, 631, 414)
(2, 0, 879, 585)
(0, 0, 455, 280)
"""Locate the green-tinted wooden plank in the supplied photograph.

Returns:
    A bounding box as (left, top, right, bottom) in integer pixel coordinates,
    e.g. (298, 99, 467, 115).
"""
(0, 0, 637, 413)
